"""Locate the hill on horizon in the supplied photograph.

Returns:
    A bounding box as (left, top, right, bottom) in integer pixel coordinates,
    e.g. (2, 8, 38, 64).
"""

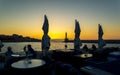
(0, 34, 41, 42)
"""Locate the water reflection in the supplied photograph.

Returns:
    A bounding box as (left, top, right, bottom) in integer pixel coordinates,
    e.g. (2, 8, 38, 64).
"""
(1, 42, 120, 52)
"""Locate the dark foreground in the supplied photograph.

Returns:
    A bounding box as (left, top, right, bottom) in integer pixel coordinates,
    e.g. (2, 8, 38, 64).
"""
(0, 47, 120, 75)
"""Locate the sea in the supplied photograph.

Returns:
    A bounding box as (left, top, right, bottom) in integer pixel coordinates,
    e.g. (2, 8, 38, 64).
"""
(1, 41, 120, 53)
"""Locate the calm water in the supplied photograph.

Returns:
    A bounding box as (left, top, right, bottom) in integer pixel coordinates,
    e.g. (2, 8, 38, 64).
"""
(1, 41, 120, 52)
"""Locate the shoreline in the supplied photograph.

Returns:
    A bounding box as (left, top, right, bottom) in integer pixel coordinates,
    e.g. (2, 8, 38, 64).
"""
(63, 40, 120, 44)
(1, 40, 120, 44)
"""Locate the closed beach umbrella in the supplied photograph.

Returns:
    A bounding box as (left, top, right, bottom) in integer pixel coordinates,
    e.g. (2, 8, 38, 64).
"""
(98, 24, 106, 49)
(42, 15, 49, 34)
(41, 15, 50, 56)
(74, 20, 82, 52)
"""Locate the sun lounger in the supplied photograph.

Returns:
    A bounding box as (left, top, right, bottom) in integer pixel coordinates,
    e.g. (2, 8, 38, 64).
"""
(80, 66, 114, 75)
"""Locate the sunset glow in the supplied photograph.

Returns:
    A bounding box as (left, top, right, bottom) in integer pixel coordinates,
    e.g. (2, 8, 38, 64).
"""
(0, 0, 120, 40)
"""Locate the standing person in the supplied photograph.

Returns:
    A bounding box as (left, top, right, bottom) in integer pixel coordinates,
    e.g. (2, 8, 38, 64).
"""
(0, 40, 4, 52)
(23, 46, 29, 58)
(65, 44, 68, 50)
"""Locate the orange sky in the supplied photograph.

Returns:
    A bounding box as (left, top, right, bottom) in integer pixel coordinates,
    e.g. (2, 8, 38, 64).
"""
(0, 0, 120, 40)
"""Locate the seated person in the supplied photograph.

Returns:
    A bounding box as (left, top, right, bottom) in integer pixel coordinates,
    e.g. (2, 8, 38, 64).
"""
(92, 44, 97, 50)
(27, 44, 36, 57)
(5, 46, 14, 67)
(83, 44, 88, 50)
(82, 44, 89, 53)
(5, 46, 13, 57)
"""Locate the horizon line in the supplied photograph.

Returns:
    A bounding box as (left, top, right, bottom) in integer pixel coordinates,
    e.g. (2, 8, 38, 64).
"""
(0, 34, 120, 40)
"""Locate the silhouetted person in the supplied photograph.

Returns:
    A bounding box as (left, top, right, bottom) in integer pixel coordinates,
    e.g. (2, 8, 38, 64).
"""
(5, 46, 13, 57)
(0, 40, 4, 52)
(27, 44, 36, 57)
(92, 44, 97, 50)
(5, 46, 14, 68)
(23, 46, 29, 58)
(82, 44, 89, 53)
(82, 44, 88, 50)
(65, 44, 68, 49)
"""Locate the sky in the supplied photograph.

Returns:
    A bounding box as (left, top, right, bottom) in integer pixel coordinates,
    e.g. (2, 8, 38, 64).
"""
(0, 0, 120, 40)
